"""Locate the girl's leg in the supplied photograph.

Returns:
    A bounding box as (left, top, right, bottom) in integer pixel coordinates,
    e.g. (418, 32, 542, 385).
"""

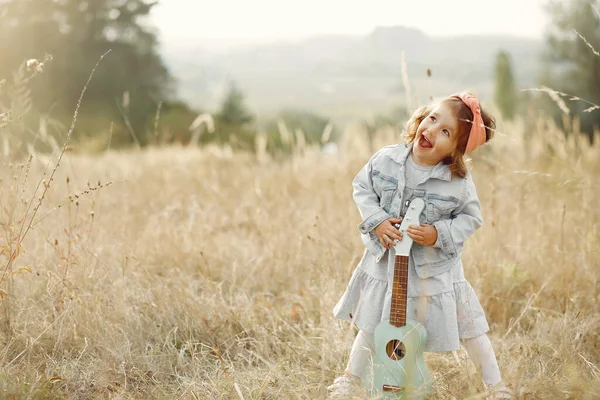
(327, 330, 374, 397)
(461, 334, 510, 398)
(461, 333, 502, 385)
(345, 329, 375, 377)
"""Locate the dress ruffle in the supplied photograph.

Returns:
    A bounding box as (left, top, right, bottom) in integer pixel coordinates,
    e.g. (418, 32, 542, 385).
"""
(333, 268, 489, 352)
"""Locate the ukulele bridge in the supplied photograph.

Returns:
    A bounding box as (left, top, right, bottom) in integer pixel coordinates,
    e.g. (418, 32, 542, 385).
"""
(382, 384, 404, 392)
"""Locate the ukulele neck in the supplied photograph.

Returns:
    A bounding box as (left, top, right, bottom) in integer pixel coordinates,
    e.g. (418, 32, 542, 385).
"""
(390, 255, 408, 327)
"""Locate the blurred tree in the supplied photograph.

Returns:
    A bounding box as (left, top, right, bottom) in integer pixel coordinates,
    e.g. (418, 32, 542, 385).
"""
(200, 83, 256, 150)
(263, 109, 337, 152)
(494, 50, 518, 120)
(216, 83, 254, 126)
(542, 0, 600, 137)
(0, 0, 171, 145)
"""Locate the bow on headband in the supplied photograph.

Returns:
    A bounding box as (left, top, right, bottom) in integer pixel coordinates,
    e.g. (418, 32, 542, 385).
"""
(451, 93, 486, 153)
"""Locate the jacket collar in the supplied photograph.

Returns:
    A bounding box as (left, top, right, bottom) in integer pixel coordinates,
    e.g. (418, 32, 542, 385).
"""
(389, 143, 453, 182)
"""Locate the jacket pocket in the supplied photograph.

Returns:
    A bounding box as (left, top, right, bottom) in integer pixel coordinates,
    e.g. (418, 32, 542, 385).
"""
(412, 243, 450, 265)
(411, 244, 458, 278)
(413, 255, 459, 279)
(425, 194, 459, 224)
(372, 170, 398, 213)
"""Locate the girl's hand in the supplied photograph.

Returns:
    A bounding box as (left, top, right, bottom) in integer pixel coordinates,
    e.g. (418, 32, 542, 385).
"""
(407, 224, 438, 246)
(374, 218, 403, 249)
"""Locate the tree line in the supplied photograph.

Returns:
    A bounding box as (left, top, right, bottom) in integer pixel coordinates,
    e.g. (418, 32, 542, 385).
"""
(0, 0, 598, 154)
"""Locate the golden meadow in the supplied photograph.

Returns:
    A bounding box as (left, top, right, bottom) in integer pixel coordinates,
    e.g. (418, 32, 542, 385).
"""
(0, 64, 599, 399)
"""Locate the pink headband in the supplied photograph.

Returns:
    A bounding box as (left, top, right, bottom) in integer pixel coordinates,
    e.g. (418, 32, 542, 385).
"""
(451, 93, 486, 153)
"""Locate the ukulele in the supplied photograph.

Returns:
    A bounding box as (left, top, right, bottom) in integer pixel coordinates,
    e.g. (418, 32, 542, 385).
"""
(362, 198, 433, 399)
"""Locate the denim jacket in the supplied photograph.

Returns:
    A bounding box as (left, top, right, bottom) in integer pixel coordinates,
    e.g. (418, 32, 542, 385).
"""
(353, 143, 483, 279)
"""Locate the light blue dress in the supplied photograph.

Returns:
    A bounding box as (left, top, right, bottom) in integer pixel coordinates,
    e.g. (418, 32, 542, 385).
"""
(333, 154, 489, 352)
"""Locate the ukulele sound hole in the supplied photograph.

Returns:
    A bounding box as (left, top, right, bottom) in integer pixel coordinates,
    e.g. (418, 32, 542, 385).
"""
(385, 340, 406, 361)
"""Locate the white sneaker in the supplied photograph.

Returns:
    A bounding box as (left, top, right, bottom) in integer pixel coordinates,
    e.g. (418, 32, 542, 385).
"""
(327, 374, 361, 399)
(485, 381, 512, 399)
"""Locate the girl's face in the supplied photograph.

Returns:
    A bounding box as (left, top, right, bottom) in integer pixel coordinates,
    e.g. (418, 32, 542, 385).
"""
(412, 102, 459, 166)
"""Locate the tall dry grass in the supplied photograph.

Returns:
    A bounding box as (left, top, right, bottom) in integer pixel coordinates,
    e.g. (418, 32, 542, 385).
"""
(0, 102, 598, 399)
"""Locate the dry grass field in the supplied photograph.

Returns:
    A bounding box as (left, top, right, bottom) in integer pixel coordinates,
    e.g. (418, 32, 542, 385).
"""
(0, 111, 599, 399)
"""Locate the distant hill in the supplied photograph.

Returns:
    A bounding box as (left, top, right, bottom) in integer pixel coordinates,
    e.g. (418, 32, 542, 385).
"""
(161, 26, 542, 123)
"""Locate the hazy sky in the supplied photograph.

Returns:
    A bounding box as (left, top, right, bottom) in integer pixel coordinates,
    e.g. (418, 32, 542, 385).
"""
(151, 0, 549, 46)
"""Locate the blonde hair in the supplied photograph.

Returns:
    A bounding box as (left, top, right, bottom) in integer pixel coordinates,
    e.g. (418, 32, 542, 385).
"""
(403, 96, 496, 179)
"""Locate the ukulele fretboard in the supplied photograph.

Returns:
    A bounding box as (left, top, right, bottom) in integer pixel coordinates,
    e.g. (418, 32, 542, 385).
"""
(390, 255, 409, 327)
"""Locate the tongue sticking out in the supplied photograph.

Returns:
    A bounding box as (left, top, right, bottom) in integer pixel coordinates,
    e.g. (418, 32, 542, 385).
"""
(419, 135, 432, 149)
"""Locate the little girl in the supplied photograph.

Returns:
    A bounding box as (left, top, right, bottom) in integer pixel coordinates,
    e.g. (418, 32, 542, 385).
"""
(328, 93, 511, 399)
